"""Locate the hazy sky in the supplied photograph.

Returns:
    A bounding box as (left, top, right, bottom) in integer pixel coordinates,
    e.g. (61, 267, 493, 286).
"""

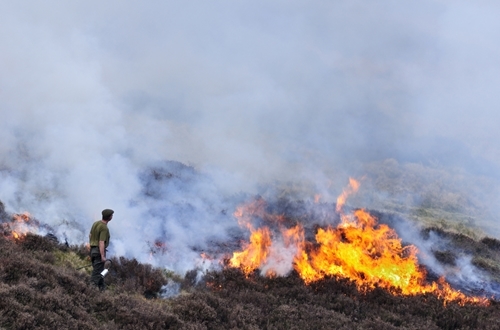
(1, 1, 500, 268)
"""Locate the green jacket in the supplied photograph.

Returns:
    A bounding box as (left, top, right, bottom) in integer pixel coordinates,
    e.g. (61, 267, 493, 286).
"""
(89, 221, 110, 248)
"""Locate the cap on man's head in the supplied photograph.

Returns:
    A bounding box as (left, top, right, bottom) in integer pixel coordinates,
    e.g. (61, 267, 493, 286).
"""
(102, 209, 114, 219)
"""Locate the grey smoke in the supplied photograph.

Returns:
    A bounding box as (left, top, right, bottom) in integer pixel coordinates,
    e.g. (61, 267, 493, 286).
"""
(1, 0, 500, 276)
(160, 281, 181, 299)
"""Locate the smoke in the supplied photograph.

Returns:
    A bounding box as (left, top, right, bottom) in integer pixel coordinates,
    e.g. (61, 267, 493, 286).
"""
(390, 217, 477, 282)
(1, 0, 500, 276)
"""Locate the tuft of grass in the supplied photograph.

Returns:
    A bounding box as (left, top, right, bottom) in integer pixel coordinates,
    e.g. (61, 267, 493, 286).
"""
(163, 269, 184, 283)
(53, 250, 91, 273)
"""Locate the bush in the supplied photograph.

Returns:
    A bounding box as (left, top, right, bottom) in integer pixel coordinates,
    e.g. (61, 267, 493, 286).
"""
(107, 256, 168, 297)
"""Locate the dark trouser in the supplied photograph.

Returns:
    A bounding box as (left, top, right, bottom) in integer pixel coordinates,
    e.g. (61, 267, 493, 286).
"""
(90, 247, 105, 290)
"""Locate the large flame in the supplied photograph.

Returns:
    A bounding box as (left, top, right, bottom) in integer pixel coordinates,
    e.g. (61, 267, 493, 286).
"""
(294, 209, 487, 304)
(229, 179, 489, 305)
(229, 227, 272, 275)
(229, 198, 300, 277)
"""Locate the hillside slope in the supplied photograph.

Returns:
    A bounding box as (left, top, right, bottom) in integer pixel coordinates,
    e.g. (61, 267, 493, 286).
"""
(1, 233, 499, 330)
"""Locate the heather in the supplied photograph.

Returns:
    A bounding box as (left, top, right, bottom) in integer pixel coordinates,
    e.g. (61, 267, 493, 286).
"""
(1, 232, 500, 330)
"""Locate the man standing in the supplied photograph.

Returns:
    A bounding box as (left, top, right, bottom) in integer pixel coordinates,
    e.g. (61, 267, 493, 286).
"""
(89, 209, 114, 290)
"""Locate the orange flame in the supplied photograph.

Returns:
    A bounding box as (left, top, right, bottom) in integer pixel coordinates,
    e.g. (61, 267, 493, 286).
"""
(336, 177, 360, 214)
(229, 180, 489, 305)
(229, 227, 272, 275)
(229, 198, 301, 277)
(295, 210, 465, 298)
(2, 212, 35, 241)
(149, 239, 168, 256)
(233, 197, 267, 230)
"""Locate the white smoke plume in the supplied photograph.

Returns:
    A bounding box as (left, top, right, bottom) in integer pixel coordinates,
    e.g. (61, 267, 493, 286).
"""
(1, 0, 500, 277)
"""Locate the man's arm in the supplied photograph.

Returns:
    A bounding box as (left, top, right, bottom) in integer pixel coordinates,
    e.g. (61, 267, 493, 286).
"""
(99, 240, 106, 262)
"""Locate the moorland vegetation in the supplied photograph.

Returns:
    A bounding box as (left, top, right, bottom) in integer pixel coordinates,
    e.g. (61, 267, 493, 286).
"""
(2, 160, 500, 329)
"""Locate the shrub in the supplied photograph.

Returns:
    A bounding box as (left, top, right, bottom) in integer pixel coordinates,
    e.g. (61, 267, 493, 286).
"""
(107, 256, 168, 297)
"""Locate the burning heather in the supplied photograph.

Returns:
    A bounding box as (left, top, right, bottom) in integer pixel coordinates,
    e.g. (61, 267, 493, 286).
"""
(1, 171, 499, 307)
(1, 211, 54, 242)
(0, 200, 58, 249)
(227, 179, 491, 306)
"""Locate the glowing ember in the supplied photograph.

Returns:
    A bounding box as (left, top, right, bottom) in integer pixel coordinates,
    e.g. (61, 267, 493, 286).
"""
(148, 239, 168, 258)
(229, 180, 489, 305)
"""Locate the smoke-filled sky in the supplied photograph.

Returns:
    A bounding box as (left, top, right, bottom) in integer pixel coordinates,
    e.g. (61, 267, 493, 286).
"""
(1, 1, 500, 271)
